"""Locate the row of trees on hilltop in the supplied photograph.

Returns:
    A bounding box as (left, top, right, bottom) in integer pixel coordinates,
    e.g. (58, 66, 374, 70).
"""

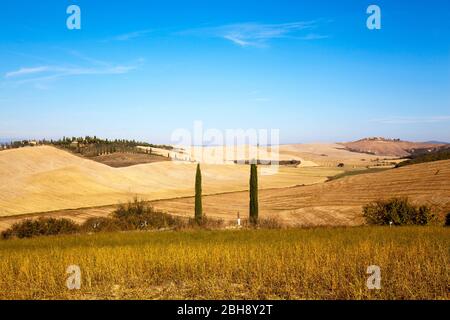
(1, 140, 37, 150)
(194, 163, 259, 226)
(0, 136, 173, 155)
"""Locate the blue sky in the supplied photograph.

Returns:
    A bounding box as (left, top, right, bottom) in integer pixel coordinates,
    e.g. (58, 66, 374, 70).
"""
(0, 0, 449, 144)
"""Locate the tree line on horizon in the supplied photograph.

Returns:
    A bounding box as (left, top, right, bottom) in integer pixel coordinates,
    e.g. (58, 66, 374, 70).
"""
(0, 136, 173, 157)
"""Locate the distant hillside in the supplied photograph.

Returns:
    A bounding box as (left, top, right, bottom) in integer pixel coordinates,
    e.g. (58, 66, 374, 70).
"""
(0, 136, 173, 167)
(424, 141, 450, 145)
(396, 145, 450, 168)
(341, 137, 444, 157)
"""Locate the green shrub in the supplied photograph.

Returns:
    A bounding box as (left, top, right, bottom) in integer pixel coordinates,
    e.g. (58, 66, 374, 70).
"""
(257, 217, 284, 229)
(1, 218, 79, 239)
(113, 197, 149, 219)
(81, 217, 122, 233)
(396, 147, 450, 168)
(1, 199, 185, 240)
(112, 198, 184, 230)
(363, 198, 435, 226)
(237, 217, 284, 229)
(118, 212, 182, 230)
(187, 215, 224, 229)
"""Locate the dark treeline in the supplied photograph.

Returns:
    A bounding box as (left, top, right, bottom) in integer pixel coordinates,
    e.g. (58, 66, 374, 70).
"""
(0, 140, 39, 149)
(0, 136, 173, 156)
(396, 146, 450, 168)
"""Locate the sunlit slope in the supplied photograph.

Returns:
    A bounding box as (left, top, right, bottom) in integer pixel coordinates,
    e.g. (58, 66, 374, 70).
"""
(0, 146, 340, 216)
(341, 139, 444, 157)
(152, 160, 450, 226)
(150, 143, 390, 168)
(279, 143, 399, 167)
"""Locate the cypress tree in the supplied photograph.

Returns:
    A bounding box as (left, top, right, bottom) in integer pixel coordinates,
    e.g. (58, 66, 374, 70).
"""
(195, 163, 203, 224)
(249, 163, 259, 225)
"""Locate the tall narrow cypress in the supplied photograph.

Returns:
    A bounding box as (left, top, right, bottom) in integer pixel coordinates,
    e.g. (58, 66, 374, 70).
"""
(249, 163, 259, 225)
(195, 163, 203, 224)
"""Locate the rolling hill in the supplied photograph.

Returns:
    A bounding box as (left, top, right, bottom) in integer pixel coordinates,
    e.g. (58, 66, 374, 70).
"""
(0, 145, 345, 217)
(150, 159, 450, 226)
(0, 151, 448, 230)
(341, 137, 444, 157)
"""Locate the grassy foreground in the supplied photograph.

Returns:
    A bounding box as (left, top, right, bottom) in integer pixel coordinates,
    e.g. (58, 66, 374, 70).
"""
(0, 227, 448, 300)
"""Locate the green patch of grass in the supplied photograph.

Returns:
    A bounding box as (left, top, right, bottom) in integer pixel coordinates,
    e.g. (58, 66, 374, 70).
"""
(327, 167, 391, 181)
(396, 148, 450, 168)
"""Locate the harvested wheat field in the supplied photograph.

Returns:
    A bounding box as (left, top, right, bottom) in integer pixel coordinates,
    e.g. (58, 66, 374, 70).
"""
(0, 146, 344, 217)
(164, 143, 397, 167)
(278, 143, 400, 167)
(151, 159, 450, 225)
(1, 158, 449, 231)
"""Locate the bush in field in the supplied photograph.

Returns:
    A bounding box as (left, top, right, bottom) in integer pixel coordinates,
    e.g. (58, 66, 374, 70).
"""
(1, 218, 79, 239)
(363, 197, 435, 226)
(445, 213, 450, 227)
(81, 217, 122, 233)
(1, 196, 289, 240)
(238, 217, 284, 229)
(113, 198, 184, 230)
(1, 199, 184, 240)
(257, 217, 284, 229)
(113, 198, 149, 219)
(187, 215, 223, 229)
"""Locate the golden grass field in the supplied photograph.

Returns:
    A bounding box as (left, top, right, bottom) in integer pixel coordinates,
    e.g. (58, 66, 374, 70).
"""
(0, 227, 448, 300)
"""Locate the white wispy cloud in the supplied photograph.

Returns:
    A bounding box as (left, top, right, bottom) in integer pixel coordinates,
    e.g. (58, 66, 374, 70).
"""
(4, 52, 141, 89)
(58, 65, 136, 76)
(180, 21, 329, 47)
(298, 33, 329, 40)
(249, 97, 270, 102)
(5, 66, 50, 78)
(6, 65, 136, 83)
(224, 35, 254, 47)
(65, 49, 111, 66)
(371, 116, 450, 124)
(109, 29, 153, 41)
